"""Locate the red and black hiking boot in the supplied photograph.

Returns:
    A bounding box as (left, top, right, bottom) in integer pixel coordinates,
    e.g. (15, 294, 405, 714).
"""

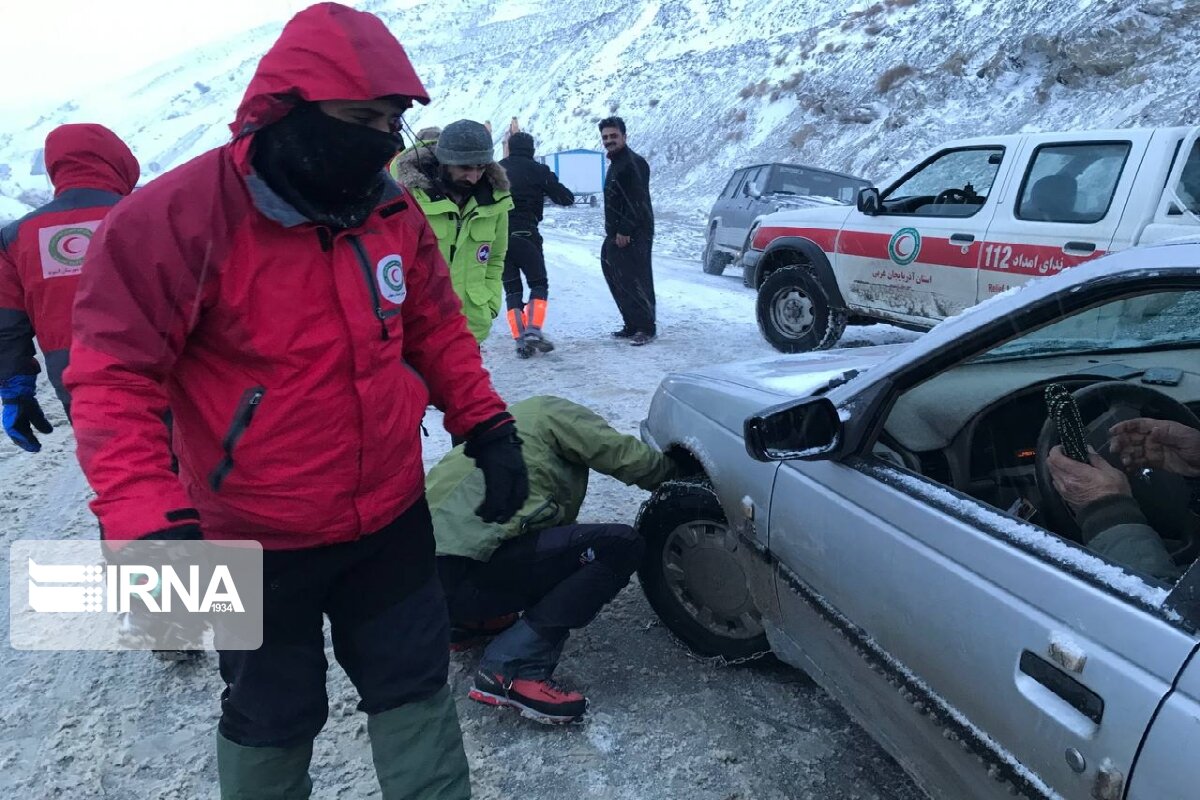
(449, 614, 519, 652)
(468, 669, 588, 724)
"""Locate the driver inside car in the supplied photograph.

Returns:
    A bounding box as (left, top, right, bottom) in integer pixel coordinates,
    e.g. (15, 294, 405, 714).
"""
(1046, 416, 1200, 582)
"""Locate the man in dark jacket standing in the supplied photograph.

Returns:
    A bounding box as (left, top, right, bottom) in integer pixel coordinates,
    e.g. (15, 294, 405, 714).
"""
(498, 132, 574, 358)
(66, 4, 528, 798)
(599, 117, 656, 346)
(0, 123, 138, 449)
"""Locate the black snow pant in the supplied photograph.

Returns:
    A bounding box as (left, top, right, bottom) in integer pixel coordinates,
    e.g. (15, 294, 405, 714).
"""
(217, 497, 451, 748)
(437, 523, 644, 679)
(502, 229, 549, 311)
(601, 235, 656, 335)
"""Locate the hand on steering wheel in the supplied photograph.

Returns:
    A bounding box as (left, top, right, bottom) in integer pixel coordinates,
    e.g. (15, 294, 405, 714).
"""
(934, 188, 968, 205)
(1046, 445, 1131, 512)
(1109, 418, 1200, 477)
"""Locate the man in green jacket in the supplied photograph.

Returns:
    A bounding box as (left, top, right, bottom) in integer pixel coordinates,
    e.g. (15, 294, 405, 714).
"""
(390, 119, 512, 342)
(427, 395, 679, 723)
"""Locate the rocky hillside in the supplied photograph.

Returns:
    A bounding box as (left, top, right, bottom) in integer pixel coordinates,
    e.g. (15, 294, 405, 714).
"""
(2, 0, 1197, 219)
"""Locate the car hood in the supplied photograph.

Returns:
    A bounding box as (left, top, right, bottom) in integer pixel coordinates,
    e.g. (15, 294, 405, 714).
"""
(758, 202, 856, 228)
(655, 345, 902, 433)
(766, 193, 848, 210)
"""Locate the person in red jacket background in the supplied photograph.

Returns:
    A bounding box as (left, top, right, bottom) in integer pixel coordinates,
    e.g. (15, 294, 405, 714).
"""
(0, 123, 138, 451)
(65, 4, 528, 798)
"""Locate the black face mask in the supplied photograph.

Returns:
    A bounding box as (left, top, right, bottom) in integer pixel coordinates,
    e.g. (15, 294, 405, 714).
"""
(253, 103, 402, 227)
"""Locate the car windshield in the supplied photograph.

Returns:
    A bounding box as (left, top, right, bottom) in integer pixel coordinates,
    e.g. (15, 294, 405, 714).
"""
(767, 167, 867, 204)
(974, 290, 1200, 362)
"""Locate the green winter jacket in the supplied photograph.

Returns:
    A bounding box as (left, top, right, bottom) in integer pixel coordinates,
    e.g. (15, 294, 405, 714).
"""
(1078, 494, 1182, 583)
(427, 395, 678, 561)
(389, 146, 513, 342)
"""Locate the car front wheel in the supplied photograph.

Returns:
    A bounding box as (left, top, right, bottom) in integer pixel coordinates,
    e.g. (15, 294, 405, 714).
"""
(636, 479, 768, 660)
(756, 264, 847, 353)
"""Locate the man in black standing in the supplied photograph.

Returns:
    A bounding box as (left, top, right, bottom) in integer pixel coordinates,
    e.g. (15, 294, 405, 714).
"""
(599, 117, 656, 346)
(499, 131, 574, 357)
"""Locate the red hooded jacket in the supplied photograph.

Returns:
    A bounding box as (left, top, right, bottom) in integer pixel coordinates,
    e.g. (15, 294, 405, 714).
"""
(65, 3, 506, 548)
(0, 124, 138, 409)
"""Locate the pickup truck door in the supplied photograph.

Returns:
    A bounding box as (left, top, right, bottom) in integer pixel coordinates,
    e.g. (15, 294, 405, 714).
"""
(837, 144, 1010, 325)
(1140, 127, 1200, 246)
(976, 132, 1153, 303)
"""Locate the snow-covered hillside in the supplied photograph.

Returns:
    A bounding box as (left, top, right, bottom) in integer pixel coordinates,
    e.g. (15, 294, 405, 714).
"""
(2, 0, 1199, 221)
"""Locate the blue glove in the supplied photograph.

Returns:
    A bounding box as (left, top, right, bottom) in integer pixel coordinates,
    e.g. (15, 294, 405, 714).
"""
(1, 375, 53, 453)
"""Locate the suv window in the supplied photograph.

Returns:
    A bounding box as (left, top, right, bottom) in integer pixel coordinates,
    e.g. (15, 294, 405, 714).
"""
(1016, 142, 1131, 224)
(768, 167, 867, 204)
(881, 147, 1005, 217)
(742, 166, 767, 198)
(721, 170, 745, 199)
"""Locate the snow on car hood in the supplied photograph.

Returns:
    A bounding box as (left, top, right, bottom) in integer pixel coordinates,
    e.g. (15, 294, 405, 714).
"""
(655, 345, 902, 433)
(757, 202, 856, 228)
(765, 193, 849, 211)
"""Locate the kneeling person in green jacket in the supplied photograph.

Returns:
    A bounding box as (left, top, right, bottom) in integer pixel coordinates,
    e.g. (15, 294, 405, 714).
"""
(427, 395, 679, 723)
(390, 119, 513, 342)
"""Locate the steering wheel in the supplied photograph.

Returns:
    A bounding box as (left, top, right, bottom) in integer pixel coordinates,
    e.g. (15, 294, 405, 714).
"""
(934, 188, 968, 205)
(1034, 381, 1200, 563)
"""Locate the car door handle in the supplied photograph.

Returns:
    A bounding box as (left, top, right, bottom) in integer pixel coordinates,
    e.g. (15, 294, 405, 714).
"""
(1019, 651, 1104, 724)
(949, 233, 975, 245)
(1063, 241, 1097, 255)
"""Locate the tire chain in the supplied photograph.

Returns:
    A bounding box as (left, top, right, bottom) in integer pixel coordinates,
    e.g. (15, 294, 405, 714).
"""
(646, 619, 772, 668)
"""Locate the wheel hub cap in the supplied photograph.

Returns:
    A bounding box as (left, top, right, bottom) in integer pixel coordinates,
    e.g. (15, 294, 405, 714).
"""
(662, 519, 764, 640)
(771, 288, 814, 337)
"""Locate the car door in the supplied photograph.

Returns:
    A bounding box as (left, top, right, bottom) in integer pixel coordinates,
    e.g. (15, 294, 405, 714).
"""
(766, 280, 1200, 799)
(709, 170, 744, 249)
(720, 166, 766, 250)
(1124, 589, 1200, 800)
(836, 144, 1012, 324)
(976, 133, 1149, 303)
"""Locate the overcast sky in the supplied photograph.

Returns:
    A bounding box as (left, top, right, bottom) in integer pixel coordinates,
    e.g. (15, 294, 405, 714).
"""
(0, 0, 322, 113)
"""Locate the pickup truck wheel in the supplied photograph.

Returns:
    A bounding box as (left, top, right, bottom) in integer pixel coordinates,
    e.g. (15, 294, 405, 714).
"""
(636, 479, 768, 660)
(702, 231, 729, 275)
(756, 265, 847, 353)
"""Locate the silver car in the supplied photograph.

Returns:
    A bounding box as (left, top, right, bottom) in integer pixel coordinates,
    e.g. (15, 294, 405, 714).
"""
(638, 239, 1200, 800)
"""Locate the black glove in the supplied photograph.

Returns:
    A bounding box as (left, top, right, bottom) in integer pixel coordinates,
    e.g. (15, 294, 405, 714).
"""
(463, 416, 530, 524)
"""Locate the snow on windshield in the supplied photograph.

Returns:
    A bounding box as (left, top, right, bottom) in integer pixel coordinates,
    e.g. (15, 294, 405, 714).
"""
(976, 290, 1200, 362)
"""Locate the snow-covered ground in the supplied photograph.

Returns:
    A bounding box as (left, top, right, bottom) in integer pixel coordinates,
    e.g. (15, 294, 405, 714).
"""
(0, 211, 923, 799)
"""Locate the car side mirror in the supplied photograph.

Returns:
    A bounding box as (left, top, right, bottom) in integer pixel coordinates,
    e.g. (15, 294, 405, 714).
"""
(747, 182, 763, 199)
(745, 396, 842, 462)
(857, 187, 882, 215)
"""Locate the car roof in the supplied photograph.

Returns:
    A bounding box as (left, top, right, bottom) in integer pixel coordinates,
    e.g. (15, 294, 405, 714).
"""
(737, 162, 868, 182)
(853, 239, 1200, 383)
(935, 126, 1195, 151)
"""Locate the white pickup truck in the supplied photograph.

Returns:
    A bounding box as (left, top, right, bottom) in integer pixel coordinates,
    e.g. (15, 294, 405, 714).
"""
(743, 126, 1200, 352)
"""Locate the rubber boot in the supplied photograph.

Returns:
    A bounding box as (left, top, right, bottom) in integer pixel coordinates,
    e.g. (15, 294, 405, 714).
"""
(523, 299, 554, 353)
(368, 685, 471, 800)
(507, 306, 534, 359)
(217, 732, 313, 800)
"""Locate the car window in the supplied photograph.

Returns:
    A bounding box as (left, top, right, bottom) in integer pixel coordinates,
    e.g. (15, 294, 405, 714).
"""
(722, 170, 745, 200)
(1170, 139, 1200, 216)
(1016, 142, 1131, 224)
(881, 147, 1005, 217)
(743, 167, 766, 198)
(878, 286, 1200, 587)
(768, 167, 867, 204)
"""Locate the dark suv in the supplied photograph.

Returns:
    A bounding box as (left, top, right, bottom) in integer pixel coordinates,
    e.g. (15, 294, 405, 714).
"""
(702, 163, 870, 277)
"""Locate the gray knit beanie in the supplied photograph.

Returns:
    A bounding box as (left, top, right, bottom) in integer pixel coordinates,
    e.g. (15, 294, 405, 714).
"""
(436, 119, 495, 166)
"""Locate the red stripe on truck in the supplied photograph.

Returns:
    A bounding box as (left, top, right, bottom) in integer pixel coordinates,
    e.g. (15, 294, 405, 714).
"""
(758, 225, 1105, 276)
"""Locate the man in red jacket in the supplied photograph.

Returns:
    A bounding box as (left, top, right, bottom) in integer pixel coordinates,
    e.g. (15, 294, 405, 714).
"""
(66, 4, 528, 798)
(0, 123, 138, 450)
